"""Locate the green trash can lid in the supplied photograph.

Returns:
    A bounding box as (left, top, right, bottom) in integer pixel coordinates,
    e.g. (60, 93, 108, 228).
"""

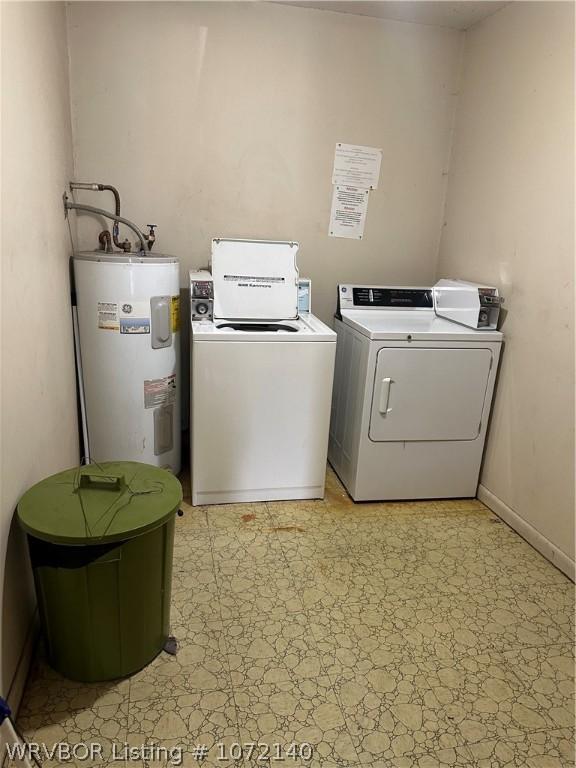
(17, 462, 182, 545)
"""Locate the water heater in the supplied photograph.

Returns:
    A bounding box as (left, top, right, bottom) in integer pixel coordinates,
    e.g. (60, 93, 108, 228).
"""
(73, 252, 181, 473)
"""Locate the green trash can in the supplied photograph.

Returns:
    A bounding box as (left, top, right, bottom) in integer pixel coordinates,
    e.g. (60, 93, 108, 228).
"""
(17, 461, 182, 682)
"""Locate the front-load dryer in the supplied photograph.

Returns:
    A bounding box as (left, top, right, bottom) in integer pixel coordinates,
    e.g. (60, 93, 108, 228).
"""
(329, 285, 503, 501)
(190, 240, 336, 505)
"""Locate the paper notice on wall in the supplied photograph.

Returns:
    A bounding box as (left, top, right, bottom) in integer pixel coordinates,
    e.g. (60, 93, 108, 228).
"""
(329, 185, 370, 239)
(332, 143, 382, 190)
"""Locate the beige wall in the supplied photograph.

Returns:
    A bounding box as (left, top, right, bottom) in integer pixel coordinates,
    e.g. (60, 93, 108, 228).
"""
(67, 1, 462, 326)
(437, 2, 575, 567)
(0, 2, 79, 703)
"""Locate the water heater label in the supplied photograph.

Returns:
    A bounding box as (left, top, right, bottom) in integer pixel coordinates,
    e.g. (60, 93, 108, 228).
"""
(98, 300, 152, 333)
(120, 318, 150, 334)
(144, 374, 177, 409)
(97, 302, 119, 331)
(119, 300, 150, 335)
(171, 296, 180, 332)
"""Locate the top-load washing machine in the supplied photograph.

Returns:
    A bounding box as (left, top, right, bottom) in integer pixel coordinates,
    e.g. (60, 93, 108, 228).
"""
(329, 284, 503, 501)
(190, 238, 336, 506)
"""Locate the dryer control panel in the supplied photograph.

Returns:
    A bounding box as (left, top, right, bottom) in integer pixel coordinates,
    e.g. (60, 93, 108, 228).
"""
(433, 279, 504, 330)
(337, 285, 432, 316)
(190, 270, 214, 320)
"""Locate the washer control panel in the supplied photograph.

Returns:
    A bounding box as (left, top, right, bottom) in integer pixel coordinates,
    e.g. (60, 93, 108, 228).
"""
(190, 270, 214, 321)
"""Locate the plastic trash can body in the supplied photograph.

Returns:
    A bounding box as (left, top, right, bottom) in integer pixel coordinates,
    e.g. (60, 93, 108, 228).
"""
(17, 462, 181, 682)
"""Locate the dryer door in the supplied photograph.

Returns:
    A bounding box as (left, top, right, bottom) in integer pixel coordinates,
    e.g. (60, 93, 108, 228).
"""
(369, 347, 493, 442)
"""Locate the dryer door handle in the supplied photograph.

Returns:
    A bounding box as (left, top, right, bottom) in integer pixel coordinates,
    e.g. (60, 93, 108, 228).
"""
(379, 377, 393, 415)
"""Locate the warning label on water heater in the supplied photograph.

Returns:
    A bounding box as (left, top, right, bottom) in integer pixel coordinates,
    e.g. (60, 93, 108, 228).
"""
(97, 302, 119, 331)
(119, 300, 150, 334)
(144, 374, 177, 409)
(98, 300, 151, 333)
(171, 296, 180, 333)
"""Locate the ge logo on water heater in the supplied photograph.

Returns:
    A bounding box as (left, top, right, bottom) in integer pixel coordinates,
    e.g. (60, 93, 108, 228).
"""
(122, 303, 133, 313)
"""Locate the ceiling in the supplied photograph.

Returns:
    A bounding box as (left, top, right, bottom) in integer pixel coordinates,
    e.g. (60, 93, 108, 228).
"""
(276, 1, 510, 30)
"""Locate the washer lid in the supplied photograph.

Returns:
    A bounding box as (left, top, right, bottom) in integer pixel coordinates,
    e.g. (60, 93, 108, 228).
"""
(191, 313, 336, 342)
(341, 309, 503, 341)
(211, 238, 299, 320)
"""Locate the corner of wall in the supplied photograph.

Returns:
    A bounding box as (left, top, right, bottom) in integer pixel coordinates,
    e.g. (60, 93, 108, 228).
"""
(432, 28, 467, 281)
(1, 0, 79, 708)
(64, 1, 78, 248)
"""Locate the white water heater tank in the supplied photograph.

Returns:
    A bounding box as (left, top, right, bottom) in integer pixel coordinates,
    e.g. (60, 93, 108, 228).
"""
(73, 252, 181, 473)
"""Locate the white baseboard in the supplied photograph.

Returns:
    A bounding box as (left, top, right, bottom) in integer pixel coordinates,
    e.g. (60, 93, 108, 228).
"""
(5, 612, 39, 715)
(477, 484, 575, 582)
(0, 616, 38, 768)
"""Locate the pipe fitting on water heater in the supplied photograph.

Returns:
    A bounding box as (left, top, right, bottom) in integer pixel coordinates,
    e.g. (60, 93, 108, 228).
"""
(66, 182, 157, 254)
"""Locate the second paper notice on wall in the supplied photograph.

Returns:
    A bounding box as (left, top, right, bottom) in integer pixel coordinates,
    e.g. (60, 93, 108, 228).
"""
(329, 143, 382, 240)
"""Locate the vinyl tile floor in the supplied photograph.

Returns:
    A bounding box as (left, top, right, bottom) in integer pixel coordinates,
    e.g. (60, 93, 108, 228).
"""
(16, 466, 575, 768)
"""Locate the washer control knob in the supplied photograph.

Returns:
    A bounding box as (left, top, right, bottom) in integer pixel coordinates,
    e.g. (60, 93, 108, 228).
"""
(196, 302, 208, 315)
